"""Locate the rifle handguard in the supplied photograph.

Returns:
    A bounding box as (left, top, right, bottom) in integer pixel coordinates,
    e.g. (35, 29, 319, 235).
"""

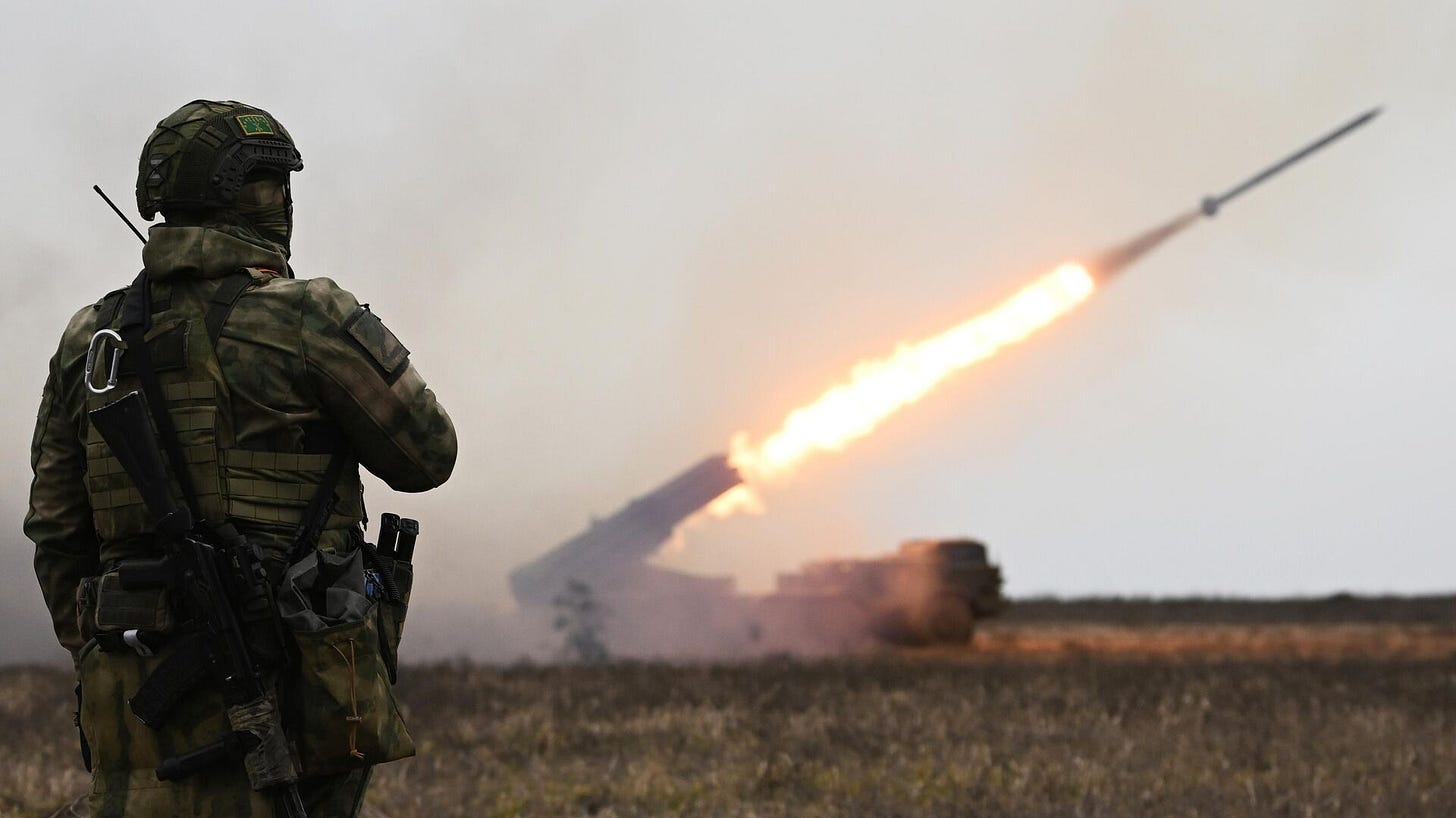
(227, 693, 301, 790)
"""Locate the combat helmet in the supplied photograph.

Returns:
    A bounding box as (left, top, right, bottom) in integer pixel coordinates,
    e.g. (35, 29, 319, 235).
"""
(136, 100, 303, 220)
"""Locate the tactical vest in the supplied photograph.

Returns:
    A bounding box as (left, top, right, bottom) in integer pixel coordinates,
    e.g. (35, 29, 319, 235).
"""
(82, 269, 363, 562)
(74, 270, 417, 792)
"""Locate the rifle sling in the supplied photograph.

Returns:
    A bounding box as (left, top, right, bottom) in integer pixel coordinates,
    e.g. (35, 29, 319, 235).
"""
(117, 270, 258, 522)
(205, 272, 253, 346)
(119, 270, 203, 523)
(290, 444, 348, 562)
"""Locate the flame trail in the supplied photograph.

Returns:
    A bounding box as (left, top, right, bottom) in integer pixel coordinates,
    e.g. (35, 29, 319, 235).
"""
(717, 262, 1096, 505)
(704, 210, 1213, 521)
(708, 108, 1380, 512)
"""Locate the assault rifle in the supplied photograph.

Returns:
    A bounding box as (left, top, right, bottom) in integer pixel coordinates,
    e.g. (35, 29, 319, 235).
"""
(89, 390, 308, 818)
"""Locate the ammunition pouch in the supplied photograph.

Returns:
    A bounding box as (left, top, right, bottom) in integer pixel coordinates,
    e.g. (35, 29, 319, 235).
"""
(95, 571, 175, 634)
(278, 548, 414, 775)
(77, 570, 175, 650)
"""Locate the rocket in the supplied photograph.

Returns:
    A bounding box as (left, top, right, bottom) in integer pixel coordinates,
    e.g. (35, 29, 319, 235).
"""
(1091, 107, 1381, 281)
(503, 109, 1385, 622)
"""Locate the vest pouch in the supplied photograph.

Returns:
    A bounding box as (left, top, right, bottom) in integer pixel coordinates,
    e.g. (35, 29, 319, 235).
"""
(278, 549, 415, 775)
(93, 571, 174, 634)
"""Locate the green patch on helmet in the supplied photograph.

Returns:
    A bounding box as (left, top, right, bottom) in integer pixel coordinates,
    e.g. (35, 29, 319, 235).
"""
(138, 100, 302, 219)
(236, 114, 276, 136)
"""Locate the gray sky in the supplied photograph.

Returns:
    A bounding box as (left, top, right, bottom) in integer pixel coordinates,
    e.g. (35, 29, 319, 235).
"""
(3, 1, 1453, 659)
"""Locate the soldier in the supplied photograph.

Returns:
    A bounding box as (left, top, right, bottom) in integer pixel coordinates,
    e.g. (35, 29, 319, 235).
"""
(25, 100, 457, 817)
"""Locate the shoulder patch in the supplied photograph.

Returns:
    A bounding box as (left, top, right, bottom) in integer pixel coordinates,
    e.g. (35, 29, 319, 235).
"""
(343, 305, 410, 382)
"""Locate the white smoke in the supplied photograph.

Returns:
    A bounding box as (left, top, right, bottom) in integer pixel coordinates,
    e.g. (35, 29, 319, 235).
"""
(2, 2, 1454, 662)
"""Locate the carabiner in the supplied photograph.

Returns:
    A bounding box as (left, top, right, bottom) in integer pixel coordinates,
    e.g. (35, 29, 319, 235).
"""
(84, 329, 126, 395)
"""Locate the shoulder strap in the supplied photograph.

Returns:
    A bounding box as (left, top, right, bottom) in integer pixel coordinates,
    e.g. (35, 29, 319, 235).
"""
(288, 444, 349, 563)
(118, 270, 204, 524)
(204, 271, 254, 346)
(94, 289, 126, 331)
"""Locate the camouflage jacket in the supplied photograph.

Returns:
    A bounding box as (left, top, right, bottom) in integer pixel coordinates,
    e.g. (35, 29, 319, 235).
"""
(25, 225, 457, 663)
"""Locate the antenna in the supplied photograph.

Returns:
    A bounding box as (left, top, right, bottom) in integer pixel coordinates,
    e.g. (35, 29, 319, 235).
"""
(92, 185, 147, 244)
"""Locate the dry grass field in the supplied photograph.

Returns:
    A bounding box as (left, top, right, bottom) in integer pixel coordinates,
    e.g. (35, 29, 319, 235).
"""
(4, 600, 1454, 817)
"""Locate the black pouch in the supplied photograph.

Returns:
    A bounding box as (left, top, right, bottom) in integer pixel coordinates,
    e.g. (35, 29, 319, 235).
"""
(278, 549, 414, 775)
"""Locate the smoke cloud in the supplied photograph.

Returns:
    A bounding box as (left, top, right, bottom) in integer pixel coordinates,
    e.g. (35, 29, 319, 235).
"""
(2, 2, 1454, 662)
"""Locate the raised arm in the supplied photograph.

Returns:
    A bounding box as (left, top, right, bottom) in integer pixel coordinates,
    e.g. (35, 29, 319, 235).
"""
(300, 278, 457, 492)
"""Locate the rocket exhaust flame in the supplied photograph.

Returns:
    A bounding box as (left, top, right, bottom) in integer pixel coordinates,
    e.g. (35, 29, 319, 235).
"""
(1088, 210, 1201, 282)
(726, 263, 1096, 487)
(710, 210, 1199, 513)
(714, 107, 1379, 517)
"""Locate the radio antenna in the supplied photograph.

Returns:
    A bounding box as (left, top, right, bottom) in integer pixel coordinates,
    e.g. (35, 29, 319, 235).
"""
(92, 185, 147, 244)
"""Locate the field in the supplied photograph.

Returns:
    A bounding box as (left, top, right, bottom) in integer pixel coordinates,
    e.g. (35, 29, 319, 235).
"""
(4, 597, 1453, 817)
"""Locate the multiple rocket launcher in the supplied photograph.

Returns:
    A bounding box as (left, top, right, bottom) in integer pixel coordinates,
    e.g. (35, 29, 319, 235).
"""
(509, 455, 743, 605)
(510, 108, 1381, 608)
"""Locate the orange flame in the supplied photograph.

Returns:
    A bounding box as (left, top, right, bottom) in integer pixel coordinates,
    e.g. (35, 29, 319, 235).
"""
(726, 262, 1095, 493)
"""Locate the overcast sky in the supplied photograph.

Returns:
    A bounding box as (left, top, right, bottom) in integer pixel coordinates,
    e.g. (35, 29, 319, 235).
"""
(3, 2, 1452, 660)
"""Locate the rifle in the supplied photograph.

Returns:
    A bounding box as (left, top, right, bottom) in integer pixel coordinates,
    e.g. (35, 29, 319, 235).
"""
(89, 393, 307, 815)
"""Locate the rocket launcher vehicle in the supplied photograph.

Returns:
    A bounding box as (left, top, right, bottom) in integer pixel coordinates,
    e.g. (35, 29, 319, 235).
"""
(509, 455, 743, 606)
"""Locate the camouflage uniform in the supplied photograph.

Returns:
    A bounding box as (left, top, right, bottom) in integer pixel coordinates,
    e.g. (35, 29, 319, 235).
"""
(25, 102, 456, 817)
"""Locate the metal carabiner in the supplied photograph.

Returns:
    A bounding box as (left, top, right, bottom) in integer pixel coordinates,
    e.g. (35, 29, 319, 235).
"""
(84, 328, 127, 395)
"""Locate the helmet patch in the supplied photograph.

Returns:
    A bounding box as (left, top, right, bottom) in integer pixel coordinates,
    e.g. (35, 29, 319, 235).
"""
(138, 100, 302, 219)
(236, 114, 276, 136)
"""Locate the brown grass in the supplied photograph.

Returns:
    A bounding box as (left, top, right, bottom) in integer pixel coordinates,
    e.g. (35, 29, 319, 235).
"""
(972, 622, 1456, 660)
(0, 667, 90, 817)
(5, 628, 1454, 817)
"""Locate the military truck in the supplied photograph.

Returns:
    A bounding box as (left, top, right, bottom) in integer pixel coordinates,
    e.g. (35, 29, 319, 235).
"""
(762, 539, 1005, 646)
(510, 455, 1006, 653)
